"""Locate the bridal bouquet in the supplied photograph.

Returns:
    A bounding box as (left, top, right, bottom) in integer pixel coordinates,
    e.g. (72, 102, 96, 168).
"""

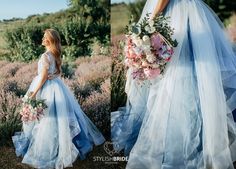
(19, 94, 47, 122)
(124, 14, 178, 81)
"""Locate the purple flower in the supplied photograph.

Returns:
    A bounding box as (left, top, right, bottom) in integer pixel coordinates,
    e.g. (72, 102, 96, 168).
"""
(151, 33, 163, 50)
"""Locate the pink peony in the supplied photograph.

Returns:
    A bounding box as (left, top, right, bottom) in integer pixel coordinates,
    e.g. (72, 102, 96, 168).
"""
(143, 68, 161, 79)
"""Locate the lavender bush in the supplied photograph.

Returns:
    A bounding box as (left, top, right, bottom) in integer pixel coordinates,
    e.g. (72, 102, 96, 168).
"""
(0, 55, 111, 146)
(111, 35, 127, 111)
(0, 90, 22, 146)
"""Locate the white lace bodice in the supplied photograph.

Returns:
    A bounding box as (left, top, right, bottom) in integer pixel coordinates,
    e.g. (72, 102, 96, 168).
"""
(37, 51, 57, 75)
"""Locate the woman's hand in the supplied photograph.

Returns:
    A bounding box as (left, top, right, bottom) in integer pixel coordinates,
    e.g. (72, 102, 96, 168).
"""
(29, 92, 37, 99)
(152, 0, 169, 18)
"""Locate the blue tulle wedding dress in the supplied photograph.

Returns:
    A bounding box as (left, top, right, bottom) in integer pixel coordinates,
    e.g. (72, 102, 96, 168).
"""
(125, 0, 236, 169)
(111, 68, 151, 155)
(12, 51, 105, 169)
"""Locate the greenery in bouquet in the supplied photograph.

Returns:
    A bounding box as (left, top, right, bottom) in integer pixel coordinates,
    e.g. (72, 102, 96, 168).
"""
(124, 13, 178, 81)
(20, 94, 47, 122)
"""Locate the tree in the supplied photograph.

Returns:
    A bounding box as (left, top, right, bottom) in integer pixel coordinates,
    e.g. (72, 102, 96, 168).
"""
(205, 0, 236, 21)
(68, 0, 110, 44)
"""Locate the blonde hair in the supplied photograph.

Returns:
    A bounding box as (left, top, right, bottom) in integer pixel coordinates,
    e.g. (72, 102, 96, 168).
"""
(44, 29, 62, 74)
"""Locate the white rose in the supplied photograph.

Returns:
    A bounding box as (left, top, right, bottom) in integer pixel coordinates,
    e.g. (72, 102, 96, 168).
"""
(152, 63, 159, 68)
(146, 54, 156, 63)
(136, 39, 143, 47)
(132, 35, 143, 47)
(142, 35, 150, 42)
(149, 26, 156, 33)
(144, 25, 156, 34)
(144, 25, 150, 32)
(142, 35, 150, 45)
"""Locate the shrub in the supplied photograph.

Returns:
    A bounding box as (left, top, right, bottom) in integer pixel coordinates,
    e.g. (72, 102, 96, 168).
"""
(0, 90, 22, 146)
(63, 45, 81, 60)
(61, 18, 93, 56)
(75, 56, 111, 91)
(81, 79, 110, 137)
(0, 62, 25, 78)
(111, 35, 127, 111)
(61, 61, 76, 79)
(4, 25, 48, 62)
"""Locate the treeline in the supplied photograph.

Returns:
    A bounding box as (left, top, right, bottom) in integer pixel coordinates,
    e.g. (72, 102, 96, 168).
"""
(3, 0, 110, 62)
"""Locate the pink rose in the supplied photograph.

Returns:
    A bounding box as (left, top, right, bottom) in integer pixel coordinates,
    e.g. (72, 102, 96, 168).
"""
(144, 68, 161, 79)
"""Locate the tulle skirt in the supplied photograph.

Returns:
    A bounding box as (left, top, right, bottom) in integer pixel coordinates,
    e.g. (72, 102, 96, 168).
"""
(12, 76, 105, 169)
(111, 68, 151, 155)
(126, 0, 236, 169)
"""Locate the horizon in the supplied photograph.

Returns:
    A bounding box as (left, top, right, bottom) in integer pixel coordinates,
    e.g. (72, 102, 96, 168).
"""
(0, 0, 68, 21)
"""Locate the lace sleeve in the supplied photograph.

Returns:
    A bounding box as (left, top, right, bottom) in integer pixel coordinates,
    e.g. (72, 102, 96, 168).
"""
(41, 54, 50, 70)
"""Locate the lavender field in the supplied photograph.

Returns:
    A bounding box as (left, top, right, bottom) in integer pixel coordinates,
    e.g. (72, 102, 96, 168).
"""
(0, 55, 111, 143)
(0, 55, 117, 169)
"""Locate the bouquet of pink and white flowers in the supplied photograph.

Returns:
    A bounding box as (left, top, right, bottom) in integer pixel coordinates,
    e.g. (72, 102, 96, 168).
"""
(19, 94, 47, 122)
(124, 14, 178, 81)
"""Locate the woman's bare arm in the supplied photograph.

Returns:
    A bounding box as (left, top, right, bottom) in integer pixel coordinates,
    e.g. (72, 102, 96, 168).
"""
(151, 0, 170, 19)
(30, 67, 48, 99)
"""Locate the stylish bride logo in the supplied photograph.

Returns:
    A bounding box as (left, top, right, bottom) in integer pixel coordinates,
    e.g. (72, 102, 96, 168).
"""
(103, 141, 120, 156)
(93, 141, 128, 164)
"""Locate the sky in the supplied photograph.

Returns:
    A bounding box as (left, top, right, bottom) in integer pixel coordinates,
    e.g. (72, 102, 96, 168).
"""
(0, 0, 69, 20)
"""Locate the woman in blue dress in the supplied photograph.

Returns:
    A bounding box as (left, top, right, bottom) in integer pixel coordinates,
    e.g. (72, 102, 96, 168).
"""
(12, 29, 105, 169)
(126, 0, 236, 169)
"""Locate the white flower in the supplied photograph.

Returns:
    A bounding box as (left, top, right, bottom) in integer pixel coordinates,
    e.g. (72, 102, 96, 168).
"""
(136, 39, 143, 46)
(142, 35, 150, 42)
(132, 34, 143, 47)
(146, 54, 156, 63)
(144, 25, 156, 34)
(22, 95, 29, 102)
(149, 20, 155, 27)
(142, 35, 150, 46)
(152, 63, 159, 68)
(134, 38, 143, 47)
(144, 25, 149, 32)
(149, 26, 156, 33)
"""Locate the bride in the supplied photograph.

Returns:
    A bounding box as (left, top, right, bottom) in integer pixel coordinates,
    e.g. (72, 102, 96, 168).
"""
(12, 29, 105, 169)
(126, 0, 236, 169)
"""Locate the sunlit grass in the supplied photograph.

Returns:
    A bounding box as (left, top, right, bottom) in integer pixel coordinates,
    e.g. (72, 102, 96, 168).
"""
(111, 4, 129, 36)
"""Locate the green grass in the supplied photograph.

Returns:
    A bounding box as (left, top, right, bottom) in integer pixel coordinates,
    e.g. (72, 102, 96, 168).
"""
(0, 145, 127, 169)
(111, 4, 130, 36)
